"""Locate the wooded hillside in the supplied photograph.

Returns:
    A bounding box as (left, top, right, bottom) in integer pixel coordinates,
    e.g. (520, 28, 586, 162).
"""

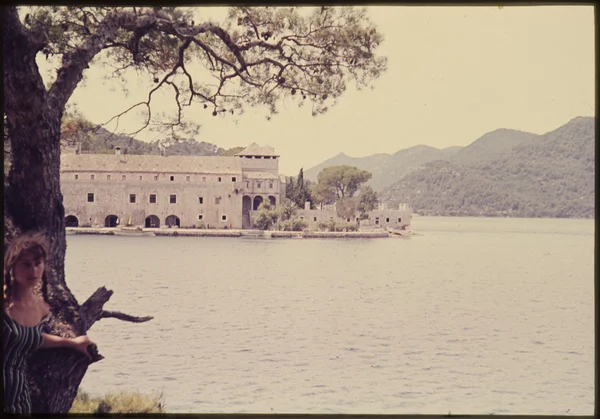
(380, 117, 595, 218)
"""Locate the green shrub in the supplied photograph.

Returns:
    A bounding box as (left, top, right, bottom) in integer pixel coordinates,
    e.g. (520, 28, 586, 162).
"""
(316, 220, 329, 231)
(70, 389, 165, 414)
(316, 219, 357, 232)
(282, 217, 307, 231)
(293, 217, 308, 231)
(345, 223, 358, 232)
(277, 198, 299, 222)
(316, 219, 334, 231)
(253, 202, 279, 230)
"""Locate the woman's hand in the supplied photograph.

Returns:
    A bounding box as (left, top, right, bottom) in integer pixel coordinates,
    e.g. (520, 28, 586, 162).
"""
(71, 335, 94, 360)
(40, 333, 99, 361)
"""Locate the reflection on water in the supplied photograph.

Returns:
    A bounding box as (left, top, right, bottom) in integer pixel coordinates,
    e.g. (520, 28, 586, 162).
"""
(65, 217, 594, 414)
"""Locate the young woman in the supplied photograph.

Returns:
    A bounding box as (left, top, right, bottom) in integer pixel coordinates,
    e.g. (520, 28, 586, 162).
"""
(3, 231, 95, 414)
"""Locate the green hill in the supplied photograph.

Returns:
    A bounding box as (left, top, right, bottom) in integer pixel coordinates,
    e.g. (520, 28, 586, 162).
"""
(304, 145, 463, 192)
(450, 128, 539, 164)
(76, 127, 224, 156)
(304, 128, 538, 193)
(380, 117, 595, 218)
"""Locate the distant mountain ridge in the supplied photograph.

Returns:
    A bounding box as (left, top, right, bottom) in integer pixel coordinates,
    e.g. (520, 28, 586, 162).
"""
(304, 152, 391, 181)
(450, 128, 539, 164)
(305, 125, 540, 192)
(304, 144, 464, 192)
(380, 116, 595, 218)
(305, 117, 594, 218)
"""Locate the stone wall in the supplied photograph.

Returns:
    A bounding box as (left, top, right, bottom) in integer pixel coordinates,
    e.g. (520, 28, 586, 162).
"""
(246, 205, 413, 231)
(61, 170, 284, 229)
(59, 150, 413, 231)
(238, 155, 279, 174)
(295, 208, 412, 230)
(357, 209, 413, 228)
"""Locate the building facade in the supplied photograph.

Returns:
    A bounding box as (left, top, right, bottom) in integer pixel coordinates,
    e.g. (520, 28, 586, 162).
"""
(60, 143, 285, 229)
(290, 202, 412, 230)
(60, 143, 412, 230)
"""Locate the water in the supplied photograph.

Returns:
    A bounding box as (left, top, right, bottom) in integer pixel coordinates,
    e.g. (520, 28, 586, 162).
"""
(65, 217, 594, 415)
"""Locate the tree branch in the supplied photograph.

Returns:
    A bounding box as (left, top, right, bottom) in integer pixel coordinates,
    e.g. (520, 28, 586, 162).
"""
(79, 286, 113, 331)
(98, 310, 154, 323)
(189, 37, 258, 87)
(79, 286, 153, 331)
(44, 6, 385, 143)
(48, 9, 137, 111)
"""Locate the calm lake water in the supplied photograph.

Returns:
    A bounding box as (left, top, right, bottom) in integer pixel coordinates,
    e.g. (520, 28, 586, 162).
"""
(65, 216, 594, 415)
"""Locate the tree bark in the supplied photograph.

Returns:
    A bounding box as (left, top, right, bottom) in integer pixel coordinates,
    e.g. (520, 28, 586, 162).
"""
(3, 7, 152, 413)
(4, 7, 89, 413)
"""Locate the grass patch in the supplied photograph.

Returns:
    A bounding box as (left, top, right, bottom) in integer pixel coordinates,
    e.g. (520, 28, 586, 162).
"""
(70, 389, 165, 414)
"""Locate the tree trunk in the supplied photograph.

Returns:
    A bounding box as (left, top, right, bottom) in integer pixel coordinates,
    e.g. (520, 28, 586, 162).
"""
(3, 7, 154, 413)
(3, 8, 92, 413)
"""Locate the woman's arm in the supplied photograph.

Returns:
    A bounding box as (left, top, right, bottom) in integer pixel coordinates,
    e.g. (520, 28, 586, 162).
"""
(40, 333, 94, 360)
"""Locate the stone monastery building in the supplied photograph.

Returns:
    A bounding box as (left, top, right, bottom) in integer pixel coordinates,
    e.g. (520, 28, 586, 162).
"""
(60, 143, 412, 230)
(61, 143, 284, 229)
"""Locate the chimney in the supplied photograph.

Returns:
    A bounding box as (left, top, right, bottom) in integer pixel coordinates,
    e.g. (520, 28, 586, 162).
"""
(304, 201, 311, 210)
(115, 146, 121, 155)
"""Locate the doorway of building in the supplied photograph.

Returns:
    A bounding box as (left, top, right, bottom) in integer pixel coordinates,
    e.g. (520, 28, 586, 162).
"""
(145, 215, 160, 228)
(253, 195, 264, 211)
(65, 215, 79, 227)
(105, 214, 119, 227)
(165, 215, 180, 227)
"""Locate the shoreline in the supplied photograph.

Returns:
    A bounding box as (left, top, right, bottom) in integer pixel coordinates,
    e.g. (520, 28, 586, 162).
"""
(66, 227, 412, 239)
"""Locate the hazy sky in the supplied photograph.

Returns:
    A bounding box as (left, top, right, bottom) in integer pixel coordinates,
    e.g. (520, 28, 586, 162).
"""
(37, 6, 594, 176)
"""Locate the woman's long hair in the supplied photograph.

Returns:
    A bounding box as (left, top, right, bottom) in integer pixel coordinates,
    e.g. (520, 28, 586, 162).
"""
(3, 231, 50, 310)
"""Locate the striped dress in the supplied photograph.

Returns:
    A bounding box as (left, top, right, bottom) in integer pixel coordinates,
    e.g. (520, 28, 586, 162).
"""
(3, 313, 46, 414)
